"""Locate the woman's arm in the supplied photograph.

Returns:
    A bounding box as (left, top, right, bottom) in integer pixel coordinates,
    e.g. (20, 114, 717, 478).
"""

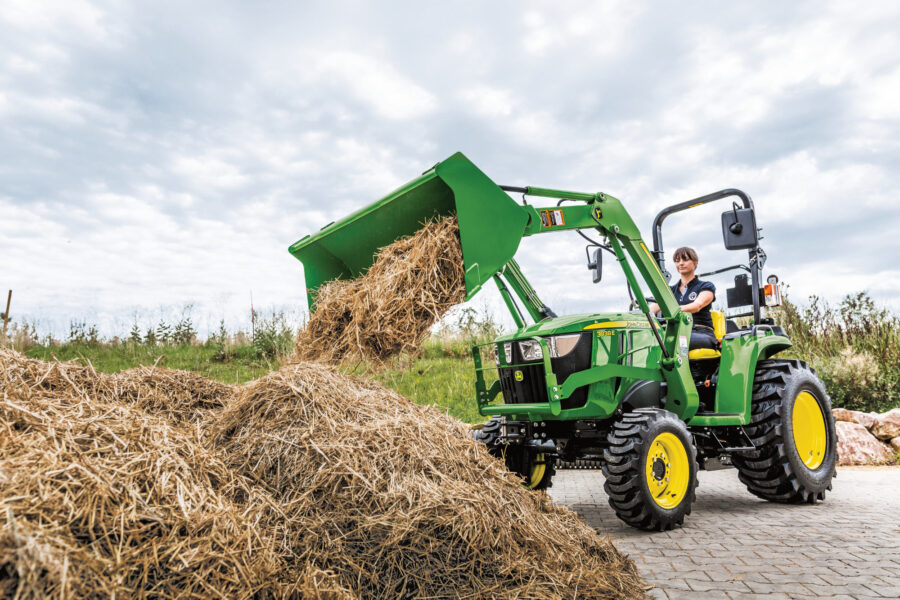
(679, 290, 714, 313)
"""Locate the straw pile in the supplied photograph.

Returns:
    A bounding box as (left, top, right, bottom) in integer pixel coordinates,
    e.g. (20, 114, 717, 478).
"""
(1, 348, 646, 599)
(293, 216, 466, 364)
(0, 349, 280, 599)
(212, 362, 645, 599)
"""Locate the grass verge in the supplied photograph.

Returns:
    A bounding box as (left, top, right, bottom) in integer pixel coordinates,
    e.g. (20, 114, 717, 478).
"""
(24, 343, 277, 385)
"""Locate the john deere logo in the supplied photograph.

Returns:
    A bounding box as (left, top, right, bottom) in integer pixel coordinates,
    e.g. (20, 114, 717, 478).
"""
(593, 206, 603, 220)
(514, 370, 524, 382)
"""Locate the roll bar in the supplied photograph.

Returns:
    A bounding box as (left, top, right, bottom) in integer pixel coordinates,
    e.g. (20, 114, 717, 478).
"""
(650, 188, 763, 323)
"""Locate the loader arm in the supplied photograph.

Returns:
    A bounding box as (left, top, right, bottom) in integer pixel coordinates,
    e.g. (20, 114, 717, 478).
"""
(289, 152, 699, 418)
(509, 187, 699, 419)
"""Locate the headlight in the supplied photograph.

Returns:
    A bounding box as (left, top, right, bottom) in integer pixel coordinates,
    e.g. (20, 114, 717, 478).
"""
(518, 340, 543, 361)
(503, 343, 512, 364)
(547, 333, 581, 358)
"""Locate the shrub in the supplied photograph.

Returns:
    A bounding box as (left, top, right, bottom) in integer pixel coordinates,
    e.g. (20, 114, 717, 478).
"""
(428, 307, 502, 359)
(68, 320, 100, 346)
(252, 312, 294, 359)
(777, 292, 900, 413)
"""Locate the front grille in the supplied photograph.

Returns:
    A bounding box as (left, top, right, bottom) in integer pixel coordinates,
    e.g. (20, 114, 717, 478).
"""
(499, 362, 546, 405)
(497, 333, 592, 410)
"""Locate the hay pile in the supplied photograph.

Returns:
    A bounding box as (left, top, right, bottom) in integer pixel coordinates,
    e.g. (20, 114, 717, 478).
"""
(0, 349, 646, 599)
(0, 349, 279, 599)
(294, 216, 466, 364)
(212, 363, 645, 599)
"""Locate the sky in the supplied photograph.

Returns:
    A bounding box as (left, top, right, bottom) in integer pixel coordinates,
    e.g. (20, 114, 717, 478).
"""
(2, 0, 899, 338)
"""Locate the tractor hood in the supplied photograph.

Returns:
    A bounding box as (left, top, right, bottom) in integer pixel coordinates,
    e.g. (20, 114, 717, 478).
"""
(493, 312, 652, 342)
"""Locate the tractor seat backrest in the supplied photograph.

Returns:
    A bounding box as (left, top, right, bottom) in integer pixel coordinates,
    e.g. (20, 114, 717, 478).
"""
(710, 310, 726, 341)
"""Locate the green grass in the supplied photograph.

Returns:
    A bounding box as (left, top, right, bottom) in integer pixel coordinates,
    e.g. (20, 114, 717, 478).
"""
(23, 343, 278, 385)
(368, 355, 482, 424)
(19, 340, 486, 424)
(345, 337, 492, 424)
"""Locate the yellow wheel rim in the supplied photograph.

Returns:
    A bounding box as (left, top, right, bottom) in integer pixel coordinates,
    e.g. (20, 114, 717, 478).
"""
(645, 432, 690, 508)
(526, 453, 546, 489)
(792, 391, 827, 470)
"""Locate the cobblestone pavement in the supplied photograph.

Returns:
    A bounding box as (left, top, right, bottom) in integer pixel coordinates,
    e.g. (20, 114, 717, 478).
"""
(549, 467, 900, 600)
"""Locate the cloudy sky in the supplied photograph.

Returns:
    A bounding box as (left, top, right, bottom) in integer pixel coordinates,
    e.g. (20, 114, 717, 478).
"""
(2, 0, 899, 337)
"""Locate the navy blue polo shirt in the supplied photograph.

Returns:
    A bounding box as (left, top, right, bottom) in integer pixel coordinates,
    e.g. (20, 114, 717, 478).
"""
(672, 277, 716, 330)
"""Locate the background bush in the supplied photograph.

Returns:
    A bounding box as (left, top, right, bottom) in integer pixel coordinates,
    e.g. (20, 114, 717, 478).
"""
(777, 292, 899, 413)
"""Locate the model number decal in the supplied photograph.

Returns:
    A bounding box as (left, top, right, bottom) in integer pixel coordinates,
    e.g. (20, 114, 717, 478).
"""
(540, 209, 565, 227)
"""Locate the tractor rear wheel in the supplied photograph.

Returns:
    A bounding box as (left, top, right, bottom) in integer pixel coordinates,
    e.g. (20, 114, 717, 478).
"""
(733, 359, 837, 503)
(602, 408, 699, 531)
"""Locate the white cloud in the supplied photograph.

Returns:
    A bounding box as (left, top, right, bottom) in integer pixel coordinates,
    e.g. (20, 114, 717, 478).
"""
(0, 0, 110, 40)
(457, 84, 563, 148)
(171, 154, 250, 191)
(313, 52, 438, 121)
(2, 0, 899, 338)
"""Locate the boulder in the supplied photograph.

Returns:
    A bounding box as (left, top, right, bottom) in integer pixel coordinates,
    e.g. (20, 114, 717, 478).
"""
(832, 408, 855, 422)
(835, 421, 895, 466)
(831, 408, 878, 429)
(890, 437, 900, 453)
(870, 408, 900, 441)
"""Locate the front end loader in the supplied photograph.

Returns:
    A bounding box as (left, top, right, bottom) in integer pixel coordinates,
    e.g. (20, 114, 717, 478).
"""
(290, 152, 837, 531)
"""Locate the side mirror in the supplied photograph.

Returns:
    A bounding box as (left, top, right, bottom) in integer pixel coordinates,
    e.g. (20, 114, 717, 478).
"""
(721, 205, 758, 250)
(587, 247, 603, 283)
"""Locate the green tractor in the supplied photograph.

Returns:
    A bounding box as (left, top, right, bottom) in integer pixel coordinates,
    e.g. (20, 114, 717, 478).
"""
(289, 152, 838, 531)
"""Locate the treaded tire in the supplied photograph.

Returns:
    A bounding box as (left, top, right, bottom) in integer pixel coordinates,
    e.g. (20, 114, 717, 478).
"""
(733, 359, 837, 503)
(472, 417, 555, 490)
(602, 408, 699, 531)
(471, 416, 503, 455)
(504, 445, 556, 490)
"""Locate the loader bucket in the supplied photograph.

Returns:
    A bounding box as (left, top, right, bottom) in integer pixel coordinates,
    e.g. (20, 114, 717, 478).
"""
(289, 152, 529, 310)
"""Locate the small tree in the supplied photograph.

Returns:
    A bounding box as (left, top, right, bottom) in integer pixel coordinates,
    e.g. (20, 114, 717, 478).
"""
(173, 316, 197, 346)
(129, 323, 142, 345)
(156, 320, 172, 346)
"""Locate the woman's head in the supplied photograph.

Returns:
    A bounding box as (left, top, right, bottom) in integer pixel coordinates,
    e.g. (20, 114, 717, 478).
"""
(673, 246, 698, 275)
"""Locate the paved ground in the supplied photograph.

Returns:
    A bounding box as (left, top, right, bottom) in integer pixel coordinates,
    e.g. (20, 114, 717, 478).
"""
(549, 467, 900, 600)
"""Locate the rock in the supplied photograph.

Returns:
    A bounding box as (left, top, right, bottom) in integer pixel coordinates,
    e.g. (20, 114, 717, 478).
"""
(857, 412, 879, 430)
(871, 408, 900, 441)
(890, 437, 900, 453)
(831, 408, 878, 430)
(835, 421, 895, 466)
(832, 408, 857, 423)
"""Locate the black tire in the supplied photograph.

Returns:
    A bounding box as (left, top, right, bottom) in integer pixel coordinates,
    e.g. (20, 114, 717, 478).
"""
(472, 417, 555, 490)
(602, 408, 699, 531)
(503, 445, 556, 490)
(733, 359, 837, 503)
(471, 416, 503, 456)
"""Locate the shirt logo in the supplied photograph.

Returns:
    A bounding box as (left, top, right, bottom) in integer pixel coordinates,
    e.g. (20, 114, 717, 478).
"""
(688, 292, 697, 300)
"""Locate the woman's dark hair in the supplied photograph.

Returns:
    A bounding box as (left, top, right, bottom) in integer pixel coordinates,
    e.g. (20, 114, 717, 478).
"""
(673, 246, 698, 263)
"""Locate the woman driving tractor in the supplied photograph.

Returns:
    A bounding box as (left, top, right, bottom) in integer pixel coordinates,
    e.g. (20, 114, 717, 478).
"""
(648, 246, 717, 350)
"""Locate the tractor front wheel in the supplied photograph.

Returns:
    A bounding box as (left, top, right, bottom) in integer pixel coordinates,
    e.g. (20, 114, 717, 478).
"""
(602, 408, 699, 531)
(733, 359, 837, 503)
(503, 445, 556, 490)
(472, 417, 555, 490)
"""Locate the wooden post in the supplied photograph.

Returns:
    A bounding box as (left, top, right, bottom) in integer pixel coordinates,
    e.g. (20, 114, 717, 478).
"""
(2, 290, 10, 341)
